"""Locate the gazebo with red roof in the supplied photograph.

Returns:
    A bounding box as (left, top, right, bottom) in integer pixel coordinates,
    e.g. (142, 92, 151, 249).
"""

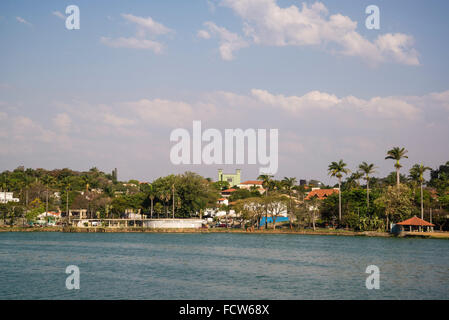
(397, 216, 435, 232)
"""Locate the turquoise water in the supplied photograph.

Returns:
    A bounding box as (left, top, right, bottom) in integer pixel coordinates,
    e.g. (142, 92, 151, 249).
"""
(0, 232, 448, 299)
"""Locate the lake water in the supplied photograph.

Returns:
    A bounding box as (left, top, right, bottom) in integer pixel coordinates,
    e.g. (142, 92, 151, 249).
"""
(0, 232, 448, 299)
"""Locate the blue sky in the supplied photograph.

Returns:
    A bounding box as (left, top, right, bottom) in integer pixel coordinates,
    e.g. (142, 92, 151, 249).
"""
(1, 0, 449, 184)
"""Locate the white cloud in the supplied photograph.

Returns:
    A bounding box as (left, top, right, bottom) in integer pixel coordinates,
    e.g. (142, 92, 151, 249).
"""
(2, 88, 449, 181)
(16, 16, 32, 26)
(101, 14, 172, 53)
(100, 37, 164, 53)
(197, 30, 211, 39)
(250, 88, 420, 119)
(251, 89, 340, 113)
(375, 33, 419, 66)
(53, 113, 71, 133)
(103, 113, 135, 127)
(124, 98, 194, 127)
(121, 14, 173, 36)
(199, 0, 419, 65)
(429, 90, 449, 110)
(199, 21, 248, 60)
(52, 11, 65, 20)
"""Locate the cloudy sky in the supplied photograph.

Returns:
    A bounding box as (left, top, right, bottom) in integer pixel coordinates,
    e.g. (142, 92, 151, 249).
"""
(1, 0, 449, 184)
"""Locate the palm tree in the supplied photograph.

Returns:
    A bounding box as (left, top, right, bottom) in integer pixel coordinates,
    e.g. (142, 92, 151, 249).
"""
(258, 174, 273, 229)
(359, 162, 377, 209)
(385, 147, 408, 189)
(23, 175, 33, 210)
(158, 192, 167, 218)
(148, 184, 156, 219)
(257, 174, 273, 196)
(62, 177, 71, 225)
(282, 177, 297, 229)
(328, 160, 350, 222)
(41, 175, 54, 217)
(346, 172, 363, 189)
(164, 191, 171, 218)
(409, 164, 432, 220)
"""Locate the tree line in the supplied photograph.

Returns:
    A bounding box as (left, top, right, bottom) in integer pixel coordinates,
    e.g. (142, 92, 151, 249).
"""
(1, 147, 449, 231)
(220, 147, 449, 232)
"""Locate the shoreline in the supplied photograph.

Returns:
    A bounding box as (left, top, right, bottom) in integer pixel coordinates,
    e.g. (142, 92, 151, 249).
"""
(1, 226, 448, 239)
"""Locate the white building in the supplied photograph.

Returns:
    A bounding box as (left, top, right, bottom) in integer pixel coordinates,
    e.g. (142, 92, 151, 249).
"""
(0, 192, 19, 204)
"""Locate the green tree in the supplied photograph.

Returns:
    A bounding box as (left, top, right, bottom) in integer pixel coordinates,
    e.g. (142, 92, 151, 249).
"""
(264, 194, 288, 230)
(374, 184, 415, 230)
(282, 177, 297, 229)
(385, 147, 408, 188)
(41, 175, 55, 214)
(328, 160, 350, 223)
(257, 174, 273, 229)
(409, 163, 432, 219)
(359, 162, 377, 209)
(148, 183, 156, 218)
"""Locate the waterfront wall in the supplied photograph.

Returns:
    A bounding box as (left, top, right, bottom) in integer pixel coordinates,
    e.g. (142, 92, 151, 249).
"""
(143, 219, 204, 229)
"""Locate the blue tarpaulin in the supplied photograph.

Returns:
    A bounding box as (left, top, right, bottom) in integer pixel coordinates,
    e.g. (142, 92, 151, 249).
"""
(259, 216, 289, 226)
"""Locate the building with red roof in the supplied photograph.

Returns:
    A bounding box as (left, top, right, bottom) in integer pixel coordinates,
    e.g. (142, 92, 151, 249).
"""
(239, 180, 263, 186)
(305, 188, 339, 200)
(221, 188, 237, 198)
(397, 216, 435, 232)
(237, 180, 265, 193)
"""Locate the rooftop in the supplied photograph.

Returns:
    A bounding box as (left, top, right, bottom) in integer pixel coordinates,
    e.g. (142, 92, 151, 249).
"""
(305, 188, 339, 200)
(397, 216, 435, 227)
(240, 180, 263, 185)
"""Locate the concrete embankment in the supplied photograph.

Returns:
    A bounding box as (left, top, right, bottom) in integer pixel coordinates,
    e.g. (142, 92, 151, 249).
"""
(1, 226, 448, 239)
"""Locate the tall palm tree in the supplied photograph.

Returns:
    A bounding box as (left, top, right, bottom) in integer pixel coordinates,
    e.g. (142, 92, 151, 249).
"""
(164, 191, 171, 218)
(62, 177, 71, 225)
(282, 177, 297, 229)
(258, 174, 273, 229)
(409, 163, 432, 220)
(359, 162, 377, 209)
(41, 175, 54, 216)
(158, 192, 167, 218)
(148, 184, 156, 219)
(385, 147, 408, 189)
(328, 160, 350, 222)
(23, 175, 33, 210)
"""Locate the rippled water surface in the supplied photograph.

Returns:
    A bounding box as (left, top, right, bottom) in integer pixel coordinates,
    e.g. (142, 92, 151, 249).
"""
(0, 232, 448, 299)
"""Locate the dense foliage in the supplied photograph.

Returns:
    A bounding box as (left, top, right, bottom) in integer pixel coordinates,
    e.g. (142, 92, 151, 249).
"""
(1, 155, 449, 231)
(0, 167, 220, 223)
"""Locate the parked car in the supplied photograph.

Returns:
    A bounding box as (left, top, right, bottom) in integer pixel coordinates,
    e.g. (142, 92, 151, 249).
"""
(215, 223, 227, 228)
